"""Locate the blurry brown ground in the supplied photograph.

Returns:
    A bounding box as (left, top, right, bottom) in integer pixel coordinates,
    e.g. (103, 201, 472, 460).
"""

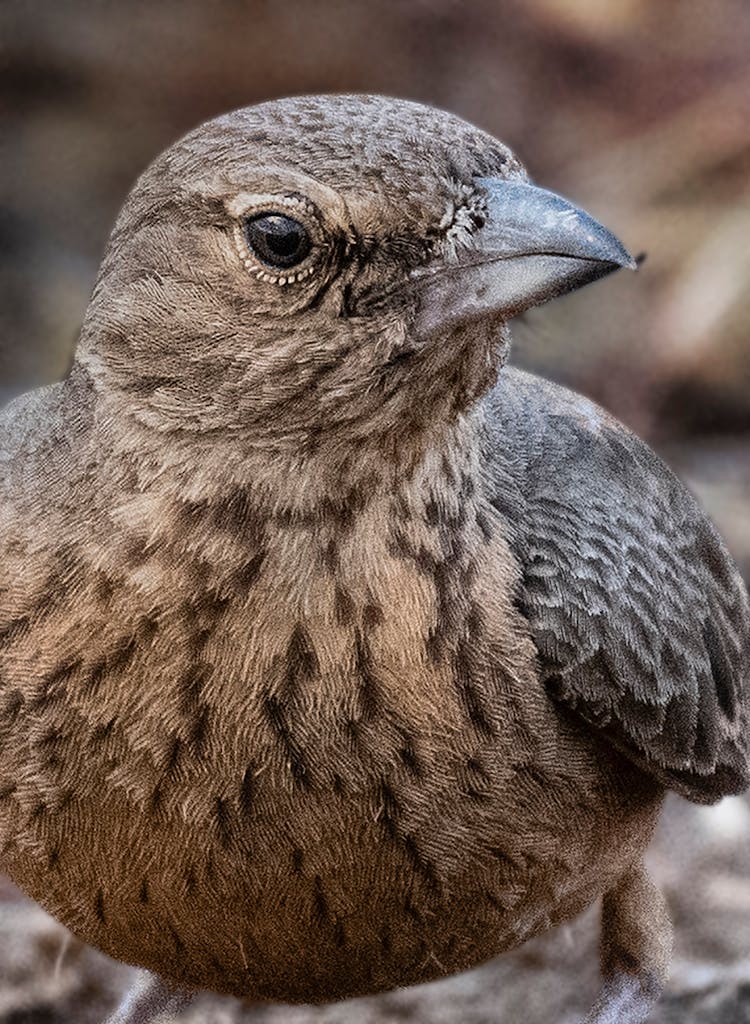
(1, 1, 749, 1021)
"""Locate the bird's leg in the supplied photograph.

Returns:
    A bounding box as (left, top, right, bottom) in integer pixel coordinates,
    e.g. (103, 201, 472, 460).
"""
(582, 861, 672, 1024)
(106, 971, 194, 1024)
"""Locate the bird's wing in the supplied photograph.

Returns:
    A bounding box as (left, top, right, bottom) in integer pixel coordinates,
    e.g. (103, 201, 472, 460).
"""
(482, 367, 750, 804)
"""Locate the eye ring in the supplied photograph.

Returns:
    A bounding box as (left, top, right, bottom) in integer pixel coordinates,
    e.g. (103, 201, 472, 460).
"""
(230, 193, 323, 286)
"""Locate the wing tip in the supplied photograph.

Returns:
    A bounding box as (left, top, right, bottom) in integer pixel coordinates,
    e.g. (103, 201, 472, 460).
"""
(661, 759, 750, 806)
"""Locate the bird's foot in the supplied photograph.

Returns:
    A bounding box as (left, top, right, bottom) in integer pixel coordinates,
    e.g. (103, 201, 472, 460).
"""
(581, 860, 672, 1024)
(106, 971, 193, 1024)
(582, 970, 661, 1024)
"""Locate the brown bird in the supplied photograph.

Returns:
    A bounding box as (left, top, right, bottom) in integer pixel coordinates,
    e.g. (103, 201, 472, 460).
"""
(0, 95, 748, 1024)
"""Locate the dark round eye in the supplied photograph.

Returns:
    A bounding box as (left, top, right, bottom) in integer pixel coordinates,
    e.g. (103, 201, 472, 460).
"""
(244, 212, 312, 269)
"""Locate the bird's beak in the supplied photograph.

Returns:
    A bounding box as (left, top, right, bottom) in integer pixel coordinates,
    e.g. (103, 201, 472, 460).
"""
(413, 178, 636, 336)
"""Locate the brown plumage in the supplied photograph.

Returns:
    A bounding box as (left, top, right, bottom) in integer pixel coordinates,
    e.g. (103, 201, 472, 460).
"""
(0, 96, 748, 1024)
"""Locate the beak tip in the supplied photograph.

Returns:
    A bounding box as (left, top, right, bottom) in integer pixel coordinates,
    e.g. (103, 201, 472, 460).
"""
(614, 241, 638, 271)
(583, 227, 636, 273)
(594, 239, 637, 273)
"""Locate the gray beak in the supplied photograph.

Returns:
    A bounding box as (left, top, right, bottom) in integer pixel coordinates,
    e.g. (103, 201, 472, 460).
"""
(414, 178, 636, 336)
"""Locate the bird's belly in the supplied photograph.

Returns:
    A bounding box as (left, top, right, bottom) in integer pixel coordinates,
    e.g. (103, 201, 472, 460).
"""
(1, 720, 662, 1003)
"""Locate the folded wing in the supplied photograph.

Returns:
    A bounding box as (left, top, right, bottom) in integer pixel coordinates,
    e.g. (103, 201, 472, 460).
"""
(483, 368, 750, 803)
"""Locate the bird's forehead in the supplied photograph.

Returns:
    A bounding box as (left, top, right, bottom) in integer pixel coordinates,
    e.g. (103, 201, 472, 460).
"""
(165, 95, 524, 219)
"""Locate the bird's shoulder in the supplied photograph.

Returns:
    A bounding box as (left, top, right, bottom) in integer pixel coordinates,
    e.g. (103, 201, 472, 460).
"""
(480, 365, 750, 803)
(0, 366, 99, 622)
(0, 366, 95, 499)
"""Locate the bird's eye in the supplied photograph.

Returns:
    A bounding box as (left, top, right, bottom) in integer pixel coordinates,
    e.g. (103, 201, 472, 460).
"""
(244, 213, 312, 269)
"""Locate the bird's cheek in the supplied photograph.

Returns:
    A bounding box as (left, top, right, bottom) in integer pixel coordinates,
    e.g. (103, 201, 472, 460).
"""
(230, 278, 322, 319)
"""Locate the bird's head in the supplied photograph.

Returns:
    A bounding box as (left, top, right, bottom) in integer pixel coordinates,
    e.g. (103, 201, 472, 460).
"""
(78, 95, 633, 493)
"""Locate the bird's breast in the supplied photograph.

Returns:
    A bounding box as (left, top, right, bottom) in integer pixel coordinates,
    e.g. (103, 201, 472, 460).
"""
(0, 486, 662, 1001)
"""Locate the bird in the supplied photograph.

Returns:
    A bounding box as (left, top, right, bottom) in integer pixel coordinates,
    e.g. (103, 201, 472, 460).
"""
(0, 94, 748, 1024)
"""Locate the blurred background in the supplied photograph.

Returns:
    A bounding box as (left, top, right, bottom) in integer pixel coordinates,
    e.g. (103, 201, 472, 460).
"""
(1, 1, 748, 1021)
